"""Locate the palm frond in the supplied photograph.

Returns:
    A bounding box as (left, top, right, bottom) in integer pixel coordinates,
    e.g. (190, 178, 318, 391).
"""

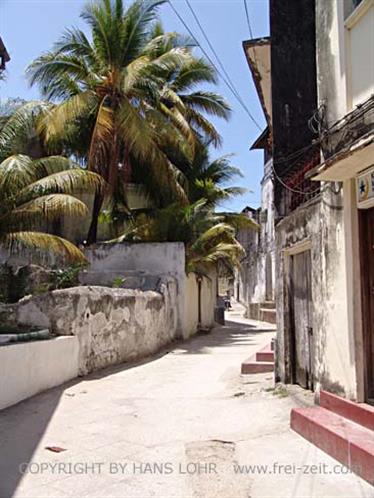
(171, 57, 217, 92)
(39, 91, 98, 143)
(181, 91, 231, 119)
(121, 0, 166, 66)
(0, 101, 52, 159)
(2, 194, 88, 231)
(2, 231, 87, 263)
(0, 155, 36, 195)
(16, 169, 104, 205)
(220, 212, 260, 231)
(185, 108, 222, 146)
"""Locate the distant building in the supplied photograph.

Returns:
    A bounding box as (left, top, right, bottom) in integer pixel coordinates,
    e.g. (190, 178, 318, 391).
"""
(235, 37, 276, 324)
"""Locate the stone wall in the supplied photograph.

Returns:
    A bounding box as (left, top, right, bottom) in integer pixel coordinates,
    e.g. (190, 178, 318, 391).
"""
(0, 241, 217, 385)
(82, 242, 187, 336)
(11, 280, 178, 375)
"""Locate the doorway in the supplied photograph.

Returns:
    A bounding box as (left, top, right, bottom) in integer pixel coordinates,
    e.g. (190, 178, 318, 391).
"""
(289, 250, 314, 390)
(359, 207, 374, 402)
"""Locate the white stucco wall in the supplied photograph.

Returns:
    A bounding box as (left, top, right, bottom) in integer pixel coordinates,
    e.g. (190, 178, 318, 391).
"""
(314, 0, 372, 400)
(84, 242, 185, 280)
(316, 0, 348, 125)
(185, 274, 199, 338)
(83, 242, 186, 335)
(200, 275, 216, 328)
(0, 336, 79, 410)
(184, 273, 216, 338)
(235, 159, 275, 313)
(346, 0, 374, 109)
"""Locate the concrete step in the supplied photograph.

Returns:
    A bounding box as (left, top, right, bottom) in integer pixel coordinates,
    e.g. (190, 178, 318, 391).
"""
(260, 308, 277, 324)
(241, 343, 274, 374)
(256, 344, 275, 363)
(320, 390, 374, 431)
(291, 406, 374, 485)
(261, 301, 276, 310)
(241, 357, 274, 374)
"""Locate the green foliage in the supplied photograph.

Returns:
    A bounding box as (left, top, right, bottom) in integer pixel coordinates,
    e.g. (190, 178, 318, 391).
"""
(32, 282, 53, 295)
(112, 276, 126, 288)
(26, 0, 231, 241)
(54, 263, 86, 289)
(0, 152, 104, 262)
(118, 200, 253, 274)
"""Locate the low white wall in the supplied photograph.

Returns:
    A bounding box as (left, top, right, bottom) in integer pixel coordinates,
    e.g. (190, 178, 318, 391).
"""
(184, 273, 216, 338)
(84, 242, 185, 278)
(185, 274, 199, 337)
(0, 336, 79, 410)
(201, 275, 216, 327)
(13, 280, 179, 375)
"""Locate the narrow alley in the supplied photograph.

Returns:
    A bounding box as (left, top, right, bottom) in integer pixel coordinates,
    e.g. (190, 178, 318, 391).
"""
(1, 306, 372, 498)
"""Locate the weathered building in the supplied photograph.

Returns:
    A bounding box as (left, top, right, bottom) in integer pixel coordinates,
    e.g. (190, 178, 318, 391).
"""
(309, 0, 374, 402)
(238, 38, 276, 324)
(269, 0, 357, 398)
(243, 0, 374, 401)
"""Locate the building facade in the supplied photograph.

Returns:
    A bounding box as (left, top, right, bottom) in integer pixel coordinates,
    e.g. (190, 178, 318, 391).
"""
(238, 38, 276, 324)
(310, 0, 374, 402)
(244, 0, 373, 401)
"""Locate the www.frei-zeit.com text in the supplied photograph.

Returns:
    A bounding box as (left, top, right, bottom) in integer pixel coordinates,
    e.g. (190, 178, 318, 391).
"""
(19, 461, 362, 476)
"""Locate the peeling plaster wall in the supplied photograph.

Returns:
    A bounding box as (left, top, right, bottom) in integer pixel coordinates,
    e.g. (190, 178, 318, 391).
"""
(315, 0, 369, 401)
(82, 242, 187, 337)
(11, 281, 178, 375)
(235, 160, 276, 316)
(275, 191, 357, 398)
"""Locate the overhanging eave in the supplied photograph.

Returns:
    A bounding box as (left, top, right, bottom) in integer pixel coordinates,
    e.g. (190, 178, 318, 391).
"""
(310, 135, 374, 181)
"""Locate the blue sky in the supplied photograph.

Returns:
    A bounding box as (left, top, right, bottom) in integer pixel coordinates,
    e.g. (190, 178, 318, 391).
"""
(0, 0, 269, 212)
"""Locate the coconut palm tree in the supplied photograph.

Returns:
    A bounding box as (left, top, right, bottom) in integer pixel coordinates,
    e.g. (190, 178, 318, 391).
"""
(151, 23, 231, 148)
(0, 154, 103, 262)
(185, 141, 246, 206)
(26, 0, 230, 244)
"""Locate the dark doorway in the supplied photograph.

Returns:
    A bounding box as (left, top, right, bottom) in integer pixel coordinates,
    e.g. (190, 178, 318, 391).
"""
(289, 250, 314, 390)
(359, 208, 374, 402)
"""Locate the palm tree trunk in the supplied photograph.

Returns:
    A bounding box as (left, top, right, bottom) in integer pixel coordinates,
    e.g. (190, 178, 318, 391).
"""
(86, 191, 103, 245)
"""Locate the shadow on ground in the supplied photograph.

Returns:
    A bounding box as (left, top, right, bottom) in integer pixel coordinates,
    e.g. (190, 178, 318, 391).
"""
(0, 316, 274, 497)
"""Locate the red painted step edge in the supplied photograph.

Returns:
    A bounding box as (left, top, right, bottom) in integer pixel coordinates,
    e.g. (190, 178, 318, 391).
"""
(320, 390, 374, 431)
(291, 406, 374, 485)
(256, 349, 274, 363)
(241, 354, 274, 374)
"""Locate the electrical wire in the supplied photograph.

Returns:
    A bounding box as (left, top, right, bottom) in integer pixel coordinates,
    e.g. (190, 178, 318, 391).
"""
(185, 0, 249, 114)
(243, 0, 254, 39)
(168, 0, 262, 131)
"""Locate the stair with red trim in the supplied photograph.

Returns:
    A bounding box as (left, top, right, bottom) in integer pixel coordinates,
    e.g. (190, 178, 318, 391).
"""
(241, 343, 274, 374)
(259, 301, 277, 324)
(291, 390, 374, 485)
(320, 390, 374, 431)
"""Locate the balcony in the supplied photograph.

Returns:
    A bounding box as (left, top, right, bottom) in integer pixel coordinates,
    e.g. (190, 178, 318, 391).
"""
(310, 96, 374, 181)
